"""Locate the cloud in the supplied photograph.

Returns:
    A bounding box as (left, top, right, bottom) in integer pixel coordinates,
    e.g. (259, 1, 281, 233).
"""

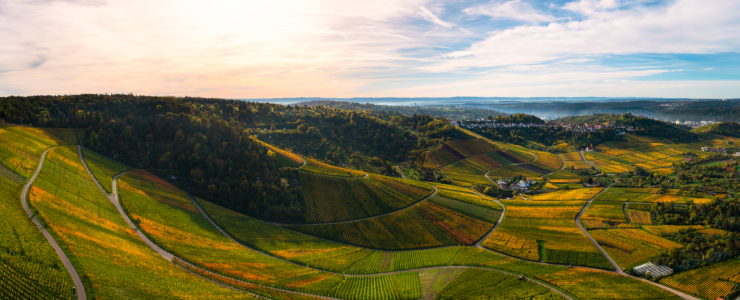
(418, 6, 455, 28)
(428, 0, 740, 72)
(464, 0, 558, 24)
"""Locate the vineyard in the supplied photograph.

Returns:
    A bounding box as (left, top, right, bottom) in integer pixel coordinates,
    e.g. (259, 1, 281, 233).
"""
(30, 146, 255, 299)
(435, 268, 561, 299)
(0, 128, 73, 300)
(581, 201, 628, 225)
(536, 267, 681, 299)
(594, 188, 712, 204)
(80, 148, 129, 194)
(530, 150, 563, 172)
(486, 165, 544, 178)
(483, 200, 611, 268)
(287, 197, 495, 250)
(660, 259, 740, 300)
(583, 136, 695, 174)
(590, 229, 682, 269)
(530, 188, 602, 201)
(560, 152, 592, 170)
(627, 209, 652, 225)
(118, 169, 346, 295)
(300, 172, 434, 223)
(0, 127, 73, 178)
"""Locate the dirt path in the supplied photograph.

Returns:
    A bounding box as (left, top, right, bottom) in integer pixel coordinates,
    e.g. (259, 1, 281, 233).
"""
(574, 185, 701, 300)
(579, 150, 597, 168)
(22, 147, 87, 300)
(76, 147, 339, 300)
(396, 165, 406, 179)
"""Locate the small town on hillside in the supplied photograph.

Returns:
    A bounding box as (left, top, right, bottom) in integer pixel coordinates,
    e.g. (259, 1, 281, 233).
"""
(450, 119, 635, 134)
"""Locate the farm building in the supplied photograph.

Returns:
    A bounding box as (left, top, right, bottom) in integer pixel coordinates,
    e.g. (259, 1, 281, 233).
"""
(632, 262, 673, 279)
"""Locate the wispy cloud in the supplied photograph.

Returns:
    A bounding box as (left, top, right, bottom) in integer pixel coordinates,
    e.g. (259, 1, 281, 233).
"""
(464, 0, 558, 24)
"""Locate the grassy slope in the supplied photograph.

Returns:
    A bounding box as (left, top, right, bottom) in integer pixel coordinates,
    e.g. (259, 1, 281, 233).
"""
(80, 148, 130, 194)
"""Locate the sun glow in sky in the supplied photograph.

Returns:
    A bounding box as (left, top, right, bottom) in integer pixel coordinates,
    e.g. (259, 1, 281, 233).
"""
(1, 0, 739, 98)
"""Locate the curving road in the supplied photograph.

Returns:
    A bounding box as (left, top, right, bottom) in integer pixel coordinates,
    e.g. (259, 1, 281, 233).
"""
(574, 185, 701, 300)
(21, 147, 87, 300)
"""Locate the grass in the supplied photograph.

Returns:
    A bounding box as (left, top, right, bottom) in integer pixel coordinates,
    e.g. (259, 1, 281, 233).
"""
(30, 146, 255, 299)
(80, 148, 130, 194)
(436, 268, 562, 300)
(660, 259, 740, 300)
(300, 172, 434, 223)
(0, 128, 74, 300)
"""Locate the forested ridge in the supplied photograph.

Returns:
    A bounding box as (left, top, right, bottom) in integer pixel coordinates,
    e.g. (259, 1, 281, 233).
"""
(0, 94, 457, 222)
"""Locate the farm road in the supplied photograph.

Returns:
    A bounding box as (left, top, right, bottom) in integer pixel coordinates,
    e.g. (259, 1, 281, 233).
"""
(77, 146, 338, 300)
(22, 147, 87, 300)
(575, 185, 701, 300)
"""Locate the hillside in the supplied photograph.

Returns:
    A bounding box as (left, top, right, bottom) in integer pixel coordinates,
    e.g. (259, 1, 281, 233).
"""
(692, 122, 740, 137)
(3, 97, 740, 300)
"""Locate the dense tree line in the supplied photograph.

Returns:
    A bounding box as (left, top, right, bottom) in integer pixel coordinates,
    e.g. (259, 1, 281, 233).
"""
(472, 126, 620, 151)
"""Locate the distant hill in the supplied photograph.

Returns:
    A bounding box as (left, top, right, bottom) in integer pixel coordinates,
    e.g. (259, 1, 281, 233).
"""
(552, 113, 621, 124)
(296, 100, 508, 120)
(692, 122, 740, 137)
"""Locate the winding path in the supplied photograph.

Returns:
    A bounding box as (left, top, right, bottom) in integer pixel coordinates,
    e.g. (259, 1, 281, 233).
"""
(574, 185, 701, 300)
(76, 146, 337, 300)
(21, 147, 87, 300)
(579, 150, 597, 168)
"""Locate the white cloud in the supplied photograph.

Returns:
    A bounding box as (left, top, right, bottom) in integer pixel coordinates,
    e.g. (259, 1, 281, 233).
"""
(428, 0, 740, 72)
(464, 0, 557, 24)
(418, 6, 455, 28)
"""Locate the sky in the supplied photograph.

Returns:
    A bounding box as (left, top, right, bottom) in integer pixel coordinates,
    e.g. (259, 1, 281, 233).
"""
(1, 0, 739, 98)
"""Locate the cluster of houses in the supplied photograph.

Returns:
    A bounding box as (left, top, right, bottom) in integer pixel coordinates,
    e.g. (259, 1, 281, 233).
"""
(497, 178, 537, 192)
(674, 120, 717, 128)
(701, 147, 727, 153)
(450, 120, 633, 135)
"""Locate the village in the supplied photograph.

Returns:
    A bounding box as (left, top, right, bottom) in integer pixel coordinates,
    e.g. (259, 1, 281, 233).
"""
(450, 119, 635, 134)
